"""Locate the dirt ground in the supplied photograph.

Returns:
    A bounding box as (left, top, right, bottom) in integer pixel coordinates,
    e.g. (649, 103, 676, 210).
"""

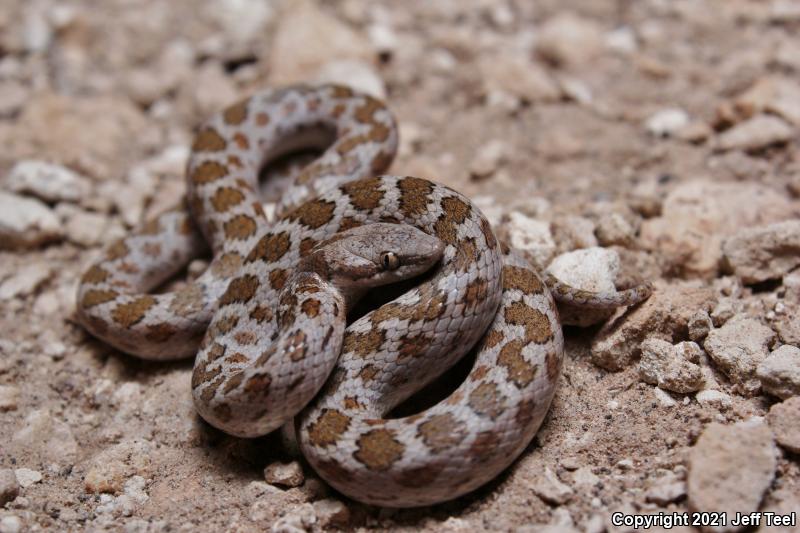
(1, 0, 799, 532)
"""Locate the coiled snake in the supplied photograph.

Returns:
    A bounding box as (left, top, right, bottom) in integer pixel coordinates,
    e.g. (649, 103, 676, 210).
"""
(76, 85, 651, 507)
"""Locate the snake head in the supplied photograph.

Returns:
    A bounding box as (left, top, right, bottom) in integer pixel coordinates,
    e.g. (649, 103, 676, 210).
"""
(301, 223, 444, 290)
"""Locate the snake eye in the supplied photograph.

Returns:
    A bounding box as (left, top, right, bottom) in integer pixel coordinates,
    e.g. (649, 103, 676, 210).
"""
(380, 251, 400, 270)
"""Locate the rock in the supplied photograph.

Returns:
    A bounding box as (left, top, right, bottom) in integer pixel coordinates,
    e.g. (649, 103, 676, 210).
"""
(591, 285, 716, 371)
(676, 121, 713, 144)
(0, 515, 22, 533)
(695, 390, 732, 410)
(470, 140, 509, 180)
(536, 13, 604, 67)
(715, 115, 794, 152)
(731, 77, 800, 127)
(268, 0, 373, 84)
(0, 263, 51, 300)
(312, 499, 350, 529)
(688, 310, 713, 342)
(704, 315, 776, 395)
(640, 180, 797, 277)
(552, 215, 598, 250)
(0, 469, 19, 505)
(654, 387, 678, 407)
(645, 108, 690, 137)
(687, 420, 777, 532)
(271, 503, 316, 533)
(314, 60, 386, 99)
(0, 385, 20, 412)
(263, 461, 304, 488)
(773, 308, 800, 345)
(722, 221, 800, 284)
(504, 212, 556, 267)
(12, 409, 78, 464)
(768, 397, 800, 454)
(756, 344, 800, 399)
(638, 338, 705, 393)
(214, 0, 274, 61)
(530, 467, 574, 505)
(595, 213, 636, 247)
(56, 205, 111, 247)
(0, 81, 27, 118)
(480, 56, 561, 104)
(547, 247, 620, 326)
(14, 469, 41, 489)
(645, 471, 686, 505)
(0, 191, 62, 249)
(190, 63, 239, 117)
(4, 160, 92, 204)
(605, 26, 637, 54)
(84, 440, 153, 494)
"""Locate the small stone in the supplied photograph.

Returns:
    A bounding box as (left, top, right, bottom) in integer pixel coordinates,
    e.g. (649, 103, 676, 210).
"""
(12, 409, 78, 464)
(722, 220, 800, 284)
(595, 213, 636, 247)
(638, 338, 705, 393)
(768, 396, 800, 454)
(688, 310, 713, 342)
(4, 160, 92, 204)
(605, 26, 637, 54)
(470, 140, 509, 180)
(0, 263, 52, 300)
(704, 315, 776, 395)
(263, 461, 304, 488)
(191, 63, 239, 117)
(14, 469, 42, 489)
(0, 469, 20, 505)
(84, 440, 153, 494)
(676, 121, 713, 143)
(695, 390, 732, 410)
(715, 114, 794, 152)
(315, 60, 386, 99)
(552, 215, 598, 250)
(504, 212, 556, 267)
(547, 247, 620, 326)
(480, 56, 561, 104)
(0, 385, 20, 412)
(654, 387, 678, 407)
(0, 192, 62, 249)
(687, 420, 777, 533)
(709, 298, 740, 327)
(531, 467, 574, 505)
(645, 108, 690, 137)
(0, 515, 21, 533)
(312, 499, 350, 528)
(57, 205, 110, 247)
(0, 81, 28, 118)
(271, 503, 316, 533)
(756, 344, 800, 399)
(536, 13, 604, 67)
(645, 472, 686, 505)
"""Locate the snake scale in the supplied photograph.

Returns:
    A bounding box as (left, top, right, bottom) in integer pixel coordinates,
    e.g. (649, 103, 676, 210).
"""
(76, 85, 652, 507)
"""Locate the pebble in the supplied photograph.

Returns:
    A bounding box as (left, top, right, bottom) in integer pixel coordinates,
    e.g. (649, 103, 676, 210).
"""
(0, 191, 62, 249)
(591, 285, 716, 371)
(0, 263, 52, 300)
(0, 385, 20, 412)
(722, 220, 800, 284)
(312, 499, 350, 529)
(263, 461, 304, 488)
(4, 160, 92, 204)
(536, 13, 604, 67)
(84, 440, 153, 494)
(767, 396, 800, 454)
(687, 420, 777, 533)
(271, 503, 316, 533)
(314, 60, 386, 99)
(594, 213, 636, 247)
(715, 114, 794, 152)
(687, 310, 713, 342)
(530, 467, 574, 505)
(191, 63, 239, 117)
(0, 515, 21, 533)
(0, 469, 20, 505)
(695, 389, 732, 410)
(756, 344, 800, 399)
(12, 409, 78, 464)
(268, 0, 373, 84)
(480, 56, 561, 104)
(638, 338, 705, 393)
(470, 140, 509, 180)
(645, 471, 686, 505)
(645, 108, 689, 137)
(605, 26, 637, 54)
(654, 387, 678, 407)
(504, 212, 556, 267)
(547, 247, 619, 326)
(552, 215, 598, 250)
(704, 315, 776, 395)
(13, 469, 42, 489)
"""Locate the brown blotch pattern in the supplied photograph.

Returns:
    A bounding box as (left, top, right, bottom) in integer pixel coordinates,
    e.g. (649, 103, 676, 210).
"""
(354, 429, 405, 471)
(290, 199, 336, 229)
(211, 187, 245, 212)
(223, 100, 248, 125)
(234, 331, 257, 345)
(81, 265, 109, 284)
(468, 381, 506, 419)
(249, 305, 273, 323)
(394, 464, 445, 488)
(144, 323, 176, 343)
(463, 277, 489, 307)
(243, 372, 272, 396)
(341, 177, 384, 210)
(268, 268, 289, 290)
(504, 301, 552, 343)
(192, 128, 227, 151)
(454, 238, 478, 271)
(192, 161, 228, 184)
(433, 196, 471, 245)
(469, 431, 501, 463)
(503, 265, 545, 294)
(546, 349, 561, 382)
(398, 177, 433, 218)
(219, 275, 259, 305)
(284, 330, 308, 361)
(223, 215, 258, 240)
(299, 237, 317, 257)
(106, 240, 130, 261)
(301, 298, 321, 318)
(397, 333, 430, 359)
(233, 132, 250, 149)
(246, 232, 291, 263)
(480, 217, 498, 249)
(342, 328, 385, 358)
(497, 340, 537, 388)
(337, 217, 362, 232)
(111, 295, 157, 328)
(483, 329, 504, 349)
(307, 409, 351, 447)
(418, 413, 468, 453)
(210, 252, 243, 277)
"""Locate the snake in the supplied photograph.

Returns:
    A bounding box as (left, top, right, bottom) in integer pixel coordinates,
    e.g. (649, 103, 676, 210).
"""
(76, 84, 652, 507)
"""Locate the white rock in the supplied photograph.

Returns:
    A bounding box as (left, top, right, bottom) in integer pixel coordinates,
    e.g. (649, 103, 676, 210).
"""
(645, 472, 686, 505)
(0, 263, 52, 300)
(756, 344, 800, 399)
(716, 114, 794, 152)
(536, 13, 604, 67)
(639, 338, 705, 393)
(271, 503, 316, 533)
(312, 499, 350, 528)
(367, 24, 398, 58)
(57, 205, 110, 247)
(722, 220, 800, 284)
(480, 56, 561, 104)
(216, 0, 274, 56)
(0, 191, 62, 249)
(530, 467, 574, 504)
(12, 409, 79, 464)
(595, 213, 636, 247)
(4, 160, 92, 204)
(505, 212, 556, 267)
(654, 387, 678, 407)
(547, 247, 619, 294)
(605, 26, 637, 54)
(315, 60, 386, 99)
(0, 515, 22, 533)
(645, 108, 690, 137)
(14, 469, 42, 489)
(704, 315, 777, 395)
(768, 396, 800, 454)
(470, 140, 509, 179)
(695, 389, 732, 409)
(263, 461, 304, 488)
